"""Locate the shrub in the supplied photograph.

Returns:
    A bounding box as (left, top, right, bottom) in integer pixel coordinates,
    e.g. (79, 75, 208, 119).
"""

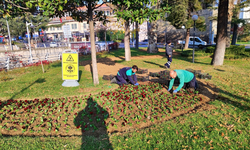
(205, 46, 215, 53)
(225, 45, 245, 55)
(205, 45, 245, 55)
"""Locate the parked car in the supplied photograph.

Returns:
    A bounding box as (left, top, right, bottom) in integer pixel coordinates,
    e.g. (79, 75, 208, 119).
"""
(178, 36, 207, 48)
(50, 42, 57, 48)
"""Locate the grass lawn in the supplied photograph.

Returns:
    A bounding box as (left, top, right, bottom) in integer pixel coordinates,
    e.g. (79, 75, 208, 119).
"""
(0, 48, 249, 149)
(236, 41, 250, 45)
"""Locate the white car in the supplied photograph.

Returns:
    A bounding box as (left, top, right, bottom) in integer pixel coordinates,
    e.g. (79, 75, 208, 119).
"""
(50, 42, 57, 48)
(96, 41, 108, 51)
(178, 36, 207, 48)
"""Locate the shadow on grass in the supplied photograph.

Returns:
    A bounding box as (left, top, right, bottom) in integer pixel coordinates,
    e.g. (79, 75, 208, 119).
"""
(143, 60, 166, 69)
(174, 55, 211, 66)
(9, 78, 46, 100)
(78, 70, 82, 82)
(74, 97, 113, 149)
(150, 75, 249, 111)
(197, 80, 250, 110)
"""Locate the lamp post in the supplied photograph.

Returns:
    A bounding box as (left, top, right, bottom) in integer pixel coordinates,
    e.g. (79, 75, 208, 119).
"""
(147, 18, 149, 46)
(6, 18, 13, 51)
(181, 25, 185, 52)
(192, 15, 198, 63)
(26, 21, 34, 63)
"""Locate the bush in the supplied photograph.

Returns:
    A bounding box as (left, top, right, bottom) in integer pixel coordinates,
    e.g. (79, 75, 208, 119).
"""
(181, 50, 212, 57)
(205, 45, 245, 55)
(225, 45, 245, 55)
(205, 46, 215, 53)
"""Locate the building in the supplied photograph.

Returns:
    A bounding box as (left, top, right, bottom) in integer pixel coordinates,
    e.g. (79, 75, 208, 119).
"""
(45, 4, 120, 42)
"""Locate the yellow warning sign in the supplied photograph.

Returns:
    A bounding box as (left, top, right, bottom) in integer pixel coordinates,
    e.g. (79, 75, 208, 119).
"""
(62, 53, 79, 80)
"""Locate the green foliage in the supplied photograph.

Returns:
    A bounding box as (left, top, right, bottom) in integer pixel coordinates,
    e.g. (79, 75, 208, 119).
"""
(181, 49, 212, 57)
(113, 0, 170, 24)
(205, 46, 216, 53)
(97, 29, 124, 41)
(205, 45, 250, 59)
(165, 0, 207, 30)
(0, 14, 50, 37)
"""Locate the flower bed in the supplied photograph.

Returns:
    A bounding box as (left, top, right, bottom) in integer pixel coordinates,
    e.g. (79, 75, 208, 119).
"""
(0, 82, 210, 136)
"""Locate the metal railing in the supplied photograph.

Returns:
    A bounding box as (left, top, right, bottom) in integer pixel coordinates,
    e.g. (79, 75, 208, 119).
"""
(1, 52, 62, 71)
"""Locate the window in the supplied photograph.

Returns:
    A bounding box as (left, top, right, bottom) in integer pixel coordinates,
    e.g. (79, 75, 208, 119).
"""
(57, 27, 62, 30)
(195, 38, 201, 42)
(106, 11, 110, 16)
(71, 24, 77, 29)
(50, 27, 53, 31)
(83, 23, 86, 29)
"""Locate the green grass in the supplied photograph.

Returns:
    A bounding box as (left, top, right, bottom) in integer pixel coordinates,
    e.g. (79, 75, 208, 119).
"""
(236, 41, 250, 45)
(0, 48, 250, 149)
(0, 61, 118, 100)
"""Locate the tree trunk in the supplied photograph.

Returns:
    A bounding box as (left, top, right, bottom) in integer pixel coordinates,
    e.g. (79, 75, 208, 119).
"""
(147, 21, 158, 53)
(88, 4, 99, 85)
(226, 0, 234, 47)
(135, 21, 139, 49)
(184, 28, 190, 49)
(231, 0, 241, 45)
(211, 0, 229, 66)
(124, 20, 131, 61)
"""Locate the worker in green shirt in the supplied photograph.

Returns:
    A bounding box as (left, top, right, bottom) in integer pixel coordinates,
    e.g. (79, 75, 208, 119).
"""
(168, 70, 198, 93)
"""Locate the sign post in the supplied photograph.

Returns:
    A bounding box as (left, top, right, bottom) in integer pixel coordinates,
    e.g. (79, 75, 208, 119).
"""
(62, 50, 79, 87)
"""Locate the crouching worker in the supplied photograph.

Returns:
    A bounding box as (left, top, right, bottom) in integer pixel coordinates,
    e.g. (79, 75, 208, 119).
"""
(167, 70, 198, 93)
(110, 65, 139, 86)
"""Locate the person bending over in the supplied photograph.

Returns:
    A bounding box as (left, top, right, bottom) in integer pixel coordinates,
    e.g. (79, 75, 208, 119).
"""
(168, 70, 198, 93)
(111, 65, 139, 86)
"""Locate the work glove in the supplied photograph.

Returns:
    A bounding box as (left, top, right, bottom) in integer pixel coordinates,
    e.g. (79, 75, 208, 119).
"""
(173, 90, 178, 93)
(134, 83, 139, 86)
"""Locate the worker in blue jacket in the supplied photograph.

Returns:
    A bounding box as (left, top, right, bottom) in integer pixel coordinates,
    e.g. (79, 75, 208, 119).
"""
(111, 65, 139, 86)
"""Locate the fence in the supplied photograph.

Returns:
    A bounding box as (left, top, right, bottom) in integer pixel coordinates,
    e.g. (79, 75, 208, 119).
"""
(0, 48, 68, 71)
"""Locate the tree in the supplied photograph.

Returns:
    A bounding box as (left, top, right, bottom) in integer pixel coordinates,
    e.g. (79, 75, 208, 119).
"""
(112, 0, 169, 60)
(211, 0, 229, 66)
(231, 0, 250, 45)
(0, 0, 112, 85)
(165, 0, 207, 49)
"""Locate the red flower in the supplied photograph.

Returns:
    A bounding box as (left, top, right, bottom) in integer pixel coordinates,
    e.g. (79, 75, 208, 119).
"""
(175, 97, 177, 99)
(85, 125, 87, 128)
(135, 102, 138, 104)
(102, 111, 105, 114)
(123, 104, 126, 106)
(77, 125, 81, 129)
(22, 126, 26, 129)
(199, 97, 203, 101)
(90, 112, 93, 115)
(74, 113, 78, 115)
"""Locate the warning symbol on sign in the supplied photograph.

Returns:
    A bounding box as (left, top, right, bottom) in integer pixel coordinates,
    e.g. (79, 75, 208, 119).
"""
(66, 54, 74, 61)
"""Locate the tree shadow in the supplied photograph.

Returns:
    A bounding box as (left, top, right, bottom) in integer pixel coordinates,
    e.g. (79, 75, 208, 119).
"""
(214, 68, 225, 72)
(78, 70, 82, 82)
(9, 78, 46, 100)
(143, 60, 166, 69)
(197, 80, 250, 110)
(150, 76, 249, 111)
(74, 97, 113, 149)
(174, 55, 211, 66)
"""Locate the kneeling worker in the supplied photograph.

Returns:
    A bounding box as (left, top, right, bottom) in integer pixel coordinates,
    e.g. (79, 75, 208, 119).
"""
(168, 70, 198, 93)
(111, 65, 139, 86)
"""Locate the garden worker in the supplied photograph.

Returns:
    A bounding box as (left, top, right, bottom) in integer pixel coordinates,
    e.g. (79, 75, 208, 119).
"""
(164, 41, 173, 68)
(167, 70, 198, 93)
(110, 65, 139, 86)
